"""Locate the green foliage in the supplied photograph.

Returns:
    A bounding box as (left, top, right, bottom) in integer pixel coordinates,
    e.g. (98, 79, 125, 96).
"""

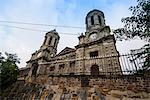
(114, 0, 150, 41)
(113, 0, 150, 74)
(0, 52, 20, 90)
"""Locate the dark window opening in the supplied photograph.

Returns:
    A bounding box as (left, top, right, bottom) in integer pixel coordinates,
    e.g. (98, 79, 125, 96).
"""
(98, 15, 101, 25)
(69, 73, 74, 76)
(50, 66, 55, 71)
(49, 36, 53, 45)
(32, 62, 38, 76)
(69, 61, 75, 75)
(81, 77, 89, 87)
(90, 51, 98, 57)
(70, 61, 75, 67)
(59, 64, 65, 69)
(53, 39, 57, 47)
(91, 16, 94, 25)
(73, 94, 77, 97)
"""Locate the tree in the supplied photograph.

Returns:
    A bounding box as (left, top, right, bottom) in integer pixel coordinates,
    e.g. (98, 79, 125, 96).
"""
(113, 0, 150, 74)
(114, 0, 150, 41)
(0, 52, 20, 90)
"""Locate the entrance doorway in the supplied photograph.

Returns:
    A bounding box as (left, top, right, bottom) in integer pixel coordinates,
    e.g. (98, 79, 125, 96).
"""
(91, 64, 99, 75)
(32, 62, 38, 77)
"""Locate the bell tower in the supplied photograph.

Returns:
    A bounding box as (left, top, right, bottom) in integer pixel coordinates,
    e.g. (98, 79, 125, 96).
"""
(27, 29, 59, 65)
(76, 9, 122, 75)
(40, 29, 60, 58)
(82, 9, 111, 43)
(37, 29, 59, 60)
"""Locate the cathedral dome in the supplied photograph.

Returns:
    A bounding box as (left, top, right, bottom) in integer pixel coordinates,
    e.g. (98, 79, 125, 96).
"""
(46, 29, 59, 38)
(85, 9, 106, 31)
(86, 9, 104, 19)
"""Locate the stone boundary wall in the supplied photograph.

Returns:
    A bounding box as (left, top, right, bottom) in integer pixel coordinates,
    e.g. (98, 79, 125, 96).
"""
(89, 76, 150, 93)
(31, 75, 150, 93)
(2, 75, 150, 100)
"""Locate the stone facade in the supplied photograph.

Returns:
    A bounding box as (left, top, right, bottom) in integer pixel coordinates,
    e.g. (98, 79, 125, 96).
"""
(26, 9, 122, 81)
(18, 67, 30, 80)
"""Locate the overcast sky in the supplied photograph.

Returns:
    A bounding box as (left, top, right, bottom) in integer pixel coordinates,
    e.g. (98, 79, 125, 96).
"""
(0, 0, 146, 68)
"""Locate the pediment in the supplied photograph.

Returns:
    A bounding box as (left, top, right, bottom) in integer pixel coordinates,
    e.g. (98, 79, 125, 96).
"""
(57, 47, 75, 56)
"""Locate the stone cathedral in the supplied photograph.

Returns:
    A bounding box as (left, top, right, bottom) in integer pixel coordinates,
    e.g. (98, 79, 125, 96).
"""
(27, 9, 121, 80)
(24, 10, 123, 98)
(3, 9, 150, 100)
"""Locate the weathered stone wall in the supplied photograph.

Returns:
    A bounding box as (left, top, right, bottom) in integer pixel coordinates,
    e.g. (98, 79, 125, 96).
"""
(24, 75, 150, 99)
(2, 75, 150, 100)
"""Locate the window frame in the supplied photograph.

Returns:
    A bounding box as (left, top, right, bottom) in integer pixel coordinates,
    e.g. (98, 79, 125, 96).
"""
(90, 51, 98, 57)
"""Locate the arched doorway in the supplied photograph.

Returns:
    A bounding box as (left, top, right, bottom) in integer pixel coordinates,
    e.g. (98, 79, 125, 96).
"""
(91, 64, 99, 75)
(31, 61, 38, 77)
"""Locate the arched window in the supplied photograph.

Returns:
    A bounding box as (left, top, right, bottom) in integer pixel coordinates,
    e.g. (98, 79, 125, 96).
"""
(53, 39, 57, 47)
(98, 15, 101, 25)
(91, 16, 94, 25)
(69, 61, 75, 75)
(49, 36, 53, 45)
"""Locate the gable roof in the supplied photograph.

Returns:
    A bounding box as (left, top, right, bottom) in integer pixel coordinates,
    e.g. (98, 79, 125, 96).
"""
(57, 47, 75, 56)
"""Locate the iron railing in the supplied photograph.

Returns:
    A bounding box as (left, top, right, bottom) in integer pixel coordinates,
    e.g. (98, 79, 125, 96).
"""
(39, 52, 149, 76)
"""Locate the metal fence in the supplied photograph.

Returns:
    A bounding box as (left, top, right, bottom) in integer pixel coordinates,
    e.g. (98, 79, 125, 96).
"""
(119, 53, 148, 75)
(39, 52, 149, 76)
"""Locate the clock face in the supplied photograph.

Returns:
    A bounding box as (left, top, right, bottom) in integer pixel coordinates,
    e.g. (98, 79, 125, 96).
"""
(89, 32, 97, 40)
(50, 53, 54, 57)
